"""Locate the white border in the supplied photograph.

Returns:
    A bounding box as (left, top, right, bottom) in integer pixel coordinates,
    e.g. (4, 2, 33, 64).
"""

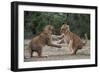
(18, 5, 95, 68)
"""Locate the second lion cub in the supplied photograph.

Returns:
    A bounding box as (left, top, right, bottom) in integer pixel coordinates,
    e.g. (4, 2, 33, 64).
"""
(58, 23, 88, 55)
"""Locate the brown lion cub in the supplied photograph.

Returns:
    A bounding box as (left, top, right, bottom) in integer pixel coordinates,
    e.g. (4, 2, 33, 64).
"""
(58, 24, 88, 55)
(26, 25, 61, 58)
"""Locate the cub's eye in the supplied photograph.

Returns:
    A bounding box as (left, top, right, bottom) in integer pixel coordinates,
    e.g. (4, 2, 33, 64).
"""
(62, 28, 65, 30)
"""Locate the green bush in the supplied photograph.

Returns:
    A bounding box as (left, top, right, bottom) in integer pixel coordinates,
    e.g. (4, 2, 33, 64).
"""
(24, 11, 90, 39)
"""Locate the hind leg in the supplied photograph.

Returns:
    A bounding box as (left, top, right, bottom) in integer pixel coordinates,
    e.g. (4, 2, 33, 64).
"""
(71, 48, 78, 55)
(37, 49, 42, 57)
(37, 49, 48, 58)
(68, 40, 73, 54)
(30, 51, 33, 57)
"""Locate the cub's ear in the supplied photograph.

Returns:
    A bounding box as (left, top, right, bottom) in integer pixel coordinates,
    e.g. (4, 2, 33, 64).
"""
(62, 22, 65, 24)
(63, 22, 67, 24)
(67, 21, 70, 25)
(67, 23, 69, 25)
(63, 22, 70, 25)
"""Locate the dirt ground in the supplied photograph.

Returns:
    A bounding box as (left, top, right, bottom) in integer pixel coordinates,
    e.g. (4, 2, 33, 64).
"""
(24, 37, 90, 62)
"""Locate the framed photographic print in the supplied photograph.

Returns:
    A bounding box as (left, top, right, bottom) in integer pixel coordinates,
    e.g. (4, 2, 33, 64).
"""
(11, 1, 97, 71)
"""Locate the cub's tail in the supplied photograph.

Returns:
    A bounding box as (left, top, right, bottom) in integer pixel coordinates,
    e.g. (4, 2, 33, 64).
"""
(83, 33, 88, 46)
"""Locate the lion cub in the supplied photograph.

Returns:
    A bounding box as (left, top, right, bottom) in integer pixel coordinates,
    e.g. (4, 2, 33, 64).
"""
(58, 24, 88, 55)
(25, 25, 61, 58)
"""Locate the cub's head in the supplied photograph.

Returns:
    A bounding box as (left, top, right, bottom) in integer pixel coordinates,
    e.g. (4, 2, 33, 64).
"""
(43, 25, 54, 35)
(60, 23, 69, 34)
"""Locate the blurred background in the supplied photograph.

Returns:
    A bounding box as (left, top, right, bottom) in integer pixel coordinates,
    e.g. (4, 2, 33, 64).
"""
(24, 11, 90, 39)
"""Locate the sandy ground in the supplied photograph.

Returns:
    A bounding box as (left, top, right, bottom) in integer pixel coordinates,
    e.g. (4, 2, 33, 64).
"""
(24, 37, 90, 62)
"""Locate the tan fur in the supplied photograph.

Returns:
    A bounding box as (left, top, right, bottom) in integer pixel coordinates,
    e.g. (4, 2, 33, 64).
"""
(26, 25, 61, 58)
(59, 24, 87, 55)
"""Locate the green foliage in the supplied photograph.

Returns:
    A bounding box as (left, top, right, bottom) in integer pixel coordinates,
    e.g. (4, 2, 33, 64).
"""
(24, 11, 90, 39)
